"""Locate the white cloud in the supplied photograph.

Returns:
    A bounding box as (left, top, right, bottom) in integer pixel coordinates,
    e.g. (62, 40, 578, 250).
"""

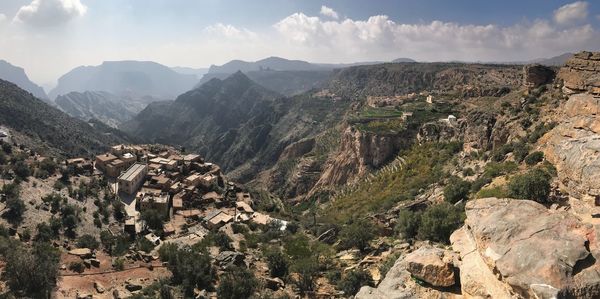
(13, 0, 87, 27)
(0, 14, 6, 23)
(274, 12, 599, 62)
(554, 1, 588, 25)
(320, 5, 338, 20)
(204, 23, 257, 40)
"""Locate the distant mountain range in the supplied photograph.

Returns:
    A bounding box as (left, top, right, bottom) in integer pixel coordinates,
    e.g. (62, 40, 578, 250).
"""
(199, 56, 414, 96)
(170, 66, 209, 78)
(0, 60, 48, 101)
(49, 61, 198, 100)
(525, 53, 573, 66)
(206, 56, 412, 75)
(55, 91, 158, 128)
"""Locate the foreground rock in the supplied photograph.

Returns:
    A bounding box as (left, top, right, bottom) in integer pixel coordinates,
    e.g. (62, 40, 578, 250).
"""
(404, 246, 456, 287)
(542, 93, 600, 198)
(451, 198, 600, 298)
(356, 246, 460, 299)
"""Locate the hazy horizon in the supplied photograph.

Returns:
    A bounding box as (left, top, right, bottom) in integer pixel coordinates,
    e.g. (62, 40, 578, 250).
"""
(1, 0, 599, 87)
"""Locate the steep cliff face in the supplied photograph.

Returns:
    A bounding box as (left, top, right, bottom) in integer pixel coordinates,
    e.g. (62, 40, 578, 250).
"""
(313, 126, 412, 190)
(557, 51, 600, 94)
(542, 52, 600, 198)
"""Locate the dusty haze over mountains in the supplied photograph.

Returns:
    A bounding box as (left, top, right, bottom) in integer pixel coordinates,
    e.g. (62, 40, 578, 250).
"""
(3, 1, 600, 298)
(0, 0, 599, 87)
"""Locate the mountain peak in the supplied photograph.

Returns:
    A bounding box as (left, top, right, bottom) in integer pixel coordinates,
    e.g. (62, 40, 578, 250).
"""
(0, 60, 49, 101)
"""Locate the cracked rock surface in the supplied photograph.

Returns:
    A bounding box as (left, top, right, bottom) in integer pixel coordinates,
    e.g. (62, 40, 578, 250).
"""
(451, 198, 600, 299)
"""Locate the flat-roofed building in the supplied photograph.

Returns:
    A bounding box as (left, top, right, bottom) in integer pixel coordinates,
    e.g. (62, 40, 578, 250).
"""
(118, 163, 148, 195)
(95, 153, 118, 171)
(140, 192, 170, 217)
(121, 152, 137, 164)
(107, 159, 128, 177)
(184, 174, 202, 187)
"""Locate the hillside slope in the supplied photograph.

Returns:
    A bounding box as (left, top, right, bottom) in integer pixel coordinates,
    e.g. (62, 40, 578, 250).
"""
(0, 60, 48, 101)
(55, 91, 157, 128)
(0, 80, 132, 156)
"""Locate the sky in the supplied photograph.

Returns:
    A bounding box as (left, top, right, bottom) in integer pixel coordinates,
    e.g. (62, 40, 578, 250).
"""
(0, 0, 599, 88)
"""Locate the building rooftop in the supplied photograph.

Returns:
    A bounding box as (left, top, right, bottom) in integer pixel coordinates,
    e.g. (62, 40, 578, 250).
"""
(96, 153, 117, 162)
(118, 163, 147, 182)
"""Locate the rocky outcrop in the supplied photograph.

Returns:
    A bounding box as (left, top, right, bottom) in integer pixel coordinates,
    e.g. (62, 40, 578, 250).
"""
(523, 64, 556, 88)
(278, 138, 315, 160)
(417, 121, 462, 144)
(313, 127, 411, 188)
(356, 246, 461, 299)
(404, 246, 457, 287)
(557, 51, 600, 94)
(542, 90, 600, 197)
(418, 110, 514, 153)
(451, 198, 600, 299)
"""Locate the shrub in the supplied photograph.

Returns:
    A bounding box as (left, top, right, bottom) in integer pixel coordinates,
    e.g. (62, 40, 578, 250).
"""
(338, 269, 373, 296)
(291, 258, 319, 293)
(265, 249, 288, 278)
(166, 245, 214, 296)
(476, 185, 508, 199)
(462, 167, 475, 176)
(77, 234, 99, 250)
(12, 161, 30, 180)
(443, 177, 471, 204)
(141, 208, 165, 231)
(507, 168, 551, 202)
(158, 243, 179, 263)
(5, 196, 26, 225)
(417, 202, 465, 244)
(395, 209, 421, 239)
(524, 151, 544, 165)
(217, 266, 258, 299)
(338, 219, 375, 252)
(69, 261, 85, 273)
(113, 258, 125, 271)
(136, 238, 156, 253)
(39, 159, 57, 175)
(5, 242, 60, 297)
(213, 231, 233, 251)
(35, 223, 56, 242)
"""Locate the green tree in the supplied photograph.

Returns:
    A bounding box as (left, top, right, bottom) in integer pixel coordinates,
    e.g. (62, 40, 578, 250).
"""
(291, 258, 319, 293)
(77, 234, 99, 250)
(338, 219, 375, 252)
(166, 246, 214, 296)
(141, 208, 165, 231)
(524, 151, 544, 166)
(4, 196, 25, 225)
(417, 202, 465, 243)
(265, 249, 288, 278)
(395, 209, 421, 239)
(443, 177, 471, 204)
(4, 242, 60, 298)
(12, 161, 30, 180)
(508, 168, 551, 202)
(338, 269, 373, 296)
(217, 266, 258, 299)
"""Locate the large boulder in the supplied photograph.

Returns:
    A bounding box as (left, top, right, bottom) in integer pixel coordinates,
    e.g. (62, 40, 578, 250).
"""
(356, 247, 460, 299)
(404, 246, 456, 287)
(452, 198, 600, 299)
(523, 64, 556, 88)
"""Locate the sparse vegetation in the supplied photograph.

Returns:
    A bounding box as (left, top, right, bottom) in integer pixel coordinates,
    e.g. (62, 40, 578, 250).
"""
(508, 168, 552, 202)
